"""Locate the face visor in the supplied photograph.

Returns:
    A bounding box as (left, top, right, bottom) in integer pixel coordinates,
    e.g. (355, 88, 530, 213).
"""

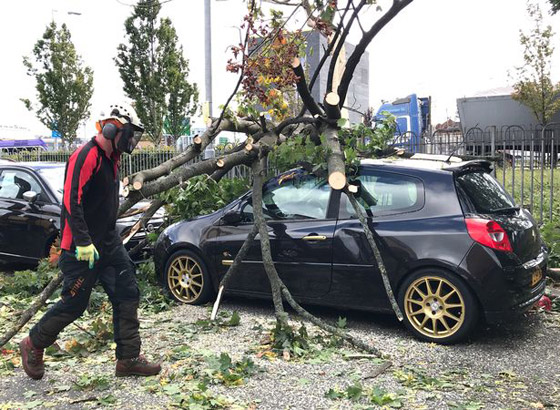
(116, 123, 143, 154)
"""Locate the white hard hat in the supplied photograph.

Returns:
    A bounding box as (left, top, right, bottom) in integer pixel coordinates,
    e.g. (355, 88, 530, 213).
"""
(100, 102, 144, 132)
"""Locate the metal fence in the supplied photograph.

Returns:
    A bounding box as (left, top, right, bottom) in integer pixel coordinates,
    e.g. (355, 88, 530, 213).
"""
(3, 147, 252, 182)
(396, 124, 560, 223)
(6, 124, 559, 223)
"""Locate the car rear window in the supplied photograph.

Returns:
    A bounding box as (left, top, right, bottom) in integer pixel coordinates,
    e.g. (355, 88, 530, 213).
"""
(456, 171, 515, 213)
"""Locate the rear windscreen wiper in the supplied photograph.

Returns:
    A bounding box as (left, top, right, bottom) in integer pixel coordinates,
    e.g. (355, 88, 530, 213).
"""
(487, 206, 520, 214)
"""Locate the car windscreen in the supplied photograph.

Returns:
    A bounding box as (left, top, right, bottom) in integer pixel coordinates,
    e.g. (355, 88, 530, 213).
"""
(37, 166, 125, 204)
(456, 171, 516, 213)
(37, 166, 65, 203)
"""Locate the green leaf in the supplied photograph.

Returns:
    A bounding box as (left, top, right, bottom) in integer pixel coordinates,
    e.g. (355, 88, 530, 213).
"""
(336, 316, 347, 329)
(163, 383, 182, 396)
(345, 384, 363, 401)
(337, 118, 348, 128)
(325, 388, 344, 400)
(227, 311, 241, 326)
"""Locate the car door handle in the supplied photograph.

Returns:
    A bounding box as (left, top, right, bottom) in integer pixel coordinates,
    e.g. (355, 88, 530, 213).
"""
(302, 235, 327, 241)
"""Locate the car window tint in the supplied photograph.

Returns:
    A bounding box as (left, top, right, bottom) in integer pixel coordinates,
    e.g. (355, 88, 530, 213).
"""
(456, 171, 515, 213)
(241, 172, 331, 221)
(340, 172, 422, 218)
(0, 170, 43, 200)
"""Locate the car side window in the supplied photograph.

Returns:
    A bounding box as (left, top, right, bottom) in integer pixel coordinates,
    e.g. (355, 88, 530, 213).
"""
(240, 171, 331, 222)
(0, 170, 43, 200)
(339, 171, 423, 218)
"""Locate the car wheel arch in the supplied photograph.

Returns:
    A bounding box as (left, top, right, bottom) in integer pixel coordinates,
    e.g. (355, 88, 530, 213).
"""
(397, 264, 483, 310)
(163, 243, 217, 290)
(396, 265, 483, 343)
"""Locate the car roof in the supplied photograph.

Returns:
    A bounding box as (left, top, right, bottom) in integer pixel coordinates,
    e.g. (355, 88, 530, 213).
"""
(361, 154, 491, 173)
(0, 161, 65, 170)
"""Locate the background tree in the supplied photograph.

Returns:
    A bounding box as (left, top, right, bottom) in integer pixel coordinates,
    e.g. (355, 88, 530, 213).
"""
(549, 0, 559, 14)
(116, 0, 198, 144)
(22, 22, 93, 147)
(512, 1, 560, 125)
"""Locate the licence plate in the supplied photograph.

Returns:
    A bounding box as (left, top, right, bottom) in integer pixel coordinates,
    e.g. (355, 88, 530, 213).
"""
(531, 267, 542, 287)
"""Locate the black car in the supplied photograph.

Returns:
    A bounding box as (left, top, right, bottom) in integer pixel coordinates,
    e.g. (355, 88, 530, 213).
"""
(153, 155, 547, 343)
(0, 161, 164, 265)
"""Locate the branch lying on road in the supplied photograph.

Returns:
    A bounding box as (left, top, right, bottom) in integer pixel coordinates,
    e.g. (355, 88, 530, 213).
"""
(0, 272, 63, 348)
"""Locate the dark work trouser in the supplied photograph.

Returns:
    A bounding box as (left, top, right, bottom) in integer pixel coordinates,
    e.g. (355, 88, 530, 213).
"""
(29, 244, 141, 360)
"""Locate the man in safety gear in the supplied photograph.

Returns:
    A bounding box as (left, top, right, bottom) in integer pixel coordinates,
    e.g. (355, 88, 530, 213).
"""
(20, 102, 161, 379)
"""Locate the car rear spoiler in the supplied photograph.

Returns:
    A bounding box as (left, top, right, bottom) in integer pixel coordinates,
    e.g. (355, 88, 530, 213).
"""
(443, 159, 493, 173)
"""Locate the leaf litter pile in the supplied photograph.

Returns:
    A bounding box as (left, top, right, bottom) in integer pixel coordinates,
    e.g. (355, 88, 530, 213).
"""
(1, 260, 560, 409)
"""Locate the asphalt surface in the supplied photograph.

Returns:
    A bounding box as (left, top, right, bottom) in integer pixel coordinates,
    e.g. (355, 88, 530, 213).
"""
(1, 296, 559, 409)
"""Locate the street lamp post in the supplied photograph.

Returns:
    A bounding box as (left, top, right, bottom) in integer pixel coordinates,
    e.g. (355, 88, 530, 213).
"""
(203, 0, 216, 159)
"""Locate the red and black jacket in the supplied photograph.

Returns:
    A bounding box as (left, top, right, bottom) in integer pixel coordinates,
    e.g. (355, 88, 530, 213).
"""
(60, 138, 121, 252)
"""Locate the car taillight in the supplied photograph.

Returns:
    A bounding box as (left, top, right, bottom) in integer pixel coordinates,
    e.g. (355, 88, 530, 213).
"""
(465, 218, 513, 252)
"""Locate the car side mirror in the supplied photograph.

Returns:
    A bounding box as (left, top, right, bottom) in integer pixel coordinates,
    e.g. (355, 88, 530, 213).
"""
(222, 209, 242, 225)
(23, 190, 38, 204)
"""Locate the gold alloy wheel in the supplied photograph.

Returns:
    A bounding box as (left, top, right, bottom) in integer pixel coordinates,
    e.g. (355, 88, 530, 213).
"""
(167, 255, 204, 303)
(403, 276, 466, 339)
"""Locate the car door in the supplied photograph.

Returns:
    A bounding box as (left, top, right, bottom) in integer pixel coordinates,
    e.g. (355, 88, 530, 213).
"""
(0, 168, 60, 262)
(214, 171, 335, 298)
(331, 169, 425, 310)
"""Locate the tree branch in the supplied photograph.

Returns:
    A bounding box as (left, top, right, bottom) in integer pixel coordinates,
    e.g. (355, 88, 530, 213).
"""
(119, 145, 261, 215)
(291, 57, 324, 116)
(323, 125, 346, 190)
(327, 0, 367, 93)
(338, 0, 414, 104)
(125, 118, 261, 193)
(0, 273, 63, 347)
(251, 157, 286, 318)
(345, 188, 403, 321)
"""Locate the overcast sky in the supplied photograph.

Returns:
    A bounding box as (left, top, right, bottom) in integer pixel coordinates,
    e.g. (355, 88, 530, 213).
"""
(1, 0, 559, 138)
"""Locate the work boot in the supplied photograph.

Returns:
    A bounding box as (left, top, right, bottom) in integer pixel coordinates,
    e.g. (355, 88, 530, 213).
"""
(19, 336, 45, 380)
(115, 355, 161, 377)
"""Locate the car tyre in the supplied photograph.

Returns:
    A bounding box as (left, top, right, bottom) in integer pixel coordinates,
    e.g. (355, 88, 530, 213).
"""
(164, 249, 214, 304)
(398, 269, 479, 344)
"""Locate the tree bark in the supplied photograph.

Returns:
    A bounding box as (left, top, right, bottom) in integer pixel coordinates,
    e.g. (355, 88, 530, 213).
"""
(324, 92, 341, 120)
(120, 199, 165, 246)
(251, 158, 287, 320)
(323, 126, 346, 190)
(292, 57, 323, 116)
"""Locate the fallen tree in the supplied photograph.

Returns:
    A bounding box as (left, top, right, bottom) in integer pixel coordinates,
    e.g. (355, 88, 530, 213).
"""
(2, 0, 414, 359)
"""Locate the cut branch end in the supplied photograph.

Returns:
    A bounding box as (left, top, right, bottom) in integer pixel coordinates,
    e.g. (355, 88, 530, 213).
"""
(328, 171, 347, 190)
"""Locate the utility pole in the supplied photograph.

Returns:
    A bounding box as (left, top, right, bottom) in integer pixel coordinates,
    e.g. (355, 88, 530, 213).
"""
(204, 0, 213, 119)
(203, 0, 215, 159)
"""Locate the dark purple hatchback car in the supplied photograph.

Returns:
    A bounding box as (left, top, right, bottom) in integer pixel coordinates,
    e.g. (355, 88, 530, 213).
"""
(154, 155, 547, 343)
